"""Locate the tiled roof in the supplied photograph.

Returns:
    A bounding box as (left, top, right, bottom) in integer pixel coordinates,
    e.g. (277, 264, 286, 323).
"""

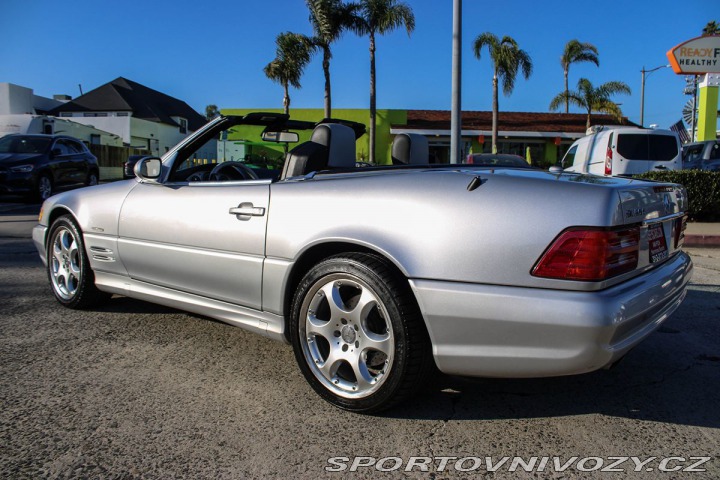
(396, 110, 638, 133)
(48, 77, 206, 131)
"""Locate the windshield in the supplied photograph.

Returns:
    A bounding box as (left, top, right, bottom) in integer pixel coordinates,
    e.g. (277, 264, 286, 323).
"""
(468, 154, 533, 168)
(0, 136, 51, 154)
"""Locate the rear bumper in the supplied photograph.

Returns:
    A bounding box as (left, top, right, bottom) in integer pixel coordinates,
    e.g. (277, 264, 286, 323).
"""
(411, 251, 693, 377)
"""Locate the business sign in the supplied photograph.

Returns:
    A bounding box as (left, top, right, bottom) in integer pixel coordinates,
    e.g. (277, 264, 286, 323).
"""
(667, 35, 720, 74)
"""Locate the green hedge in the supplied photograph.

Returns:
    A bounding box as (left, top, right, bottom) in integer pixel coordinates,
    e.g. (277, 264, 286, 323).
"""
(637, 170, 720, 221)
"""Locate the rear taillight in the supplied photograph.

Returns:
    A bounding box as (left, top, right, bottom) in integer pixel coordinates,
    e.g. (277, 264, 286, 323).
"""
(673, 215, 687, 249)
(466, 154, 474, 164)
(605, 146, 613, 175)
(605, 132, 613, 175)
(532, 227, 640, 281)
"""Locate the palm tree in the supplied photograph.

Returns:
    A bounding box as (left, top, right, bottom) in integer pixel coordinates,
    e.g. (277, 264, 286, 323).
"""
(355, 0, 414, 164)
(264, 32, 315, 115)
(473, 33, 533, 153)
(307, 0, 360, 118)
(560, 40, 599, 114)
(549, 78, 631, 129)
(205, 104, 220, 120)
(702, 20, 719, 35)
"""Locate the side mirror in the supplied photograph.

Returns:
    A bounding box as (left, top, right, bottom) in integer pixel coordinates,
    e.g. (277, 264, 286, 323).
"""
(548, 165, 564, 174)
(261, 130, 299, 143)
(51, 148, 62, 157)
(134, 157, 162, 181)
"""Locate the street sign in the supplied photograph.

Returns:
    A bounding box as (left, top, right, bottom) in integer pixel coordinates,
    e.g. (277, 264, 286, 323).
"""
(667, 35, 720, 74)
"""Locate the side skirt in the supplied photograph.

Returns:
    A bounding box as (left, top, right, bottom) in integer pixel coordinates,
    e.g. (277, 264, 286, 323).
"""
(94, 271, 288, 343)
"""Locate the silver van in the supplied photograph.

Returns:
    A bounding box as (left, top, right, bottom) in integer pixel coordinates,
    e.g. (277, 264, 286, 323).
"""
(563, 126, 681, 176)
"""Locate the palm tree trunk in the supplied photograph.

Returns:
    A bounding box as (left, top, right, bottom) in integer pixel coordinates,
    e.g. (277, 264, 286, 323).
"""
(283, 83, 290, 115)
(492, 73, 499, 153)
(586, 109, 591, 130)
(369, 31, 376, 164)
(323, 46, 332, 118)
(564, 68, 569, 114)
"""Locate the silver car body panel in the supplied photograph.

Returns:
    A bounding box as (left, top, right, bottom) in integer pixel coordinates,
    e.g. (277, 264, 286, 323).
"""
(34, 120, 694, 378)
(411, 251, 692, 376)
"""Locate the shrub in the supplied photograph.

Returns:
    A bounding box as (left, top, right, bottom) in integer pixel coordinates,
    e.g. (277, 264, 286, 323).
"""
(637, 170, 720, 221)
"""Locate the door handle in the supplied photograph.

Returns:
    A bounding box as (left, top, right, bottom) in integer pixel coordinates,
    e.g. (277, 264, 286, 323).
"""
(229, 202, 265, 219)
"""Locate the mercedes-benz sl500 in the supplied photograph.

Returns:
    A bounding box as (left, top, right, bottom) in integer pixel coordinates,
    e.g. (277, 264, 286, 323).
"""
(33, 113, 692, 412)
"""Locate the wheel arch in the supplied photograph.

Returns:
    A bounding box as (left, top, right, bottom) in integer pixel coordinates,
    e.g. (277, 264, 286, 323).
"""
(281, 241, 416, 342)
(45, 206, 77, 247)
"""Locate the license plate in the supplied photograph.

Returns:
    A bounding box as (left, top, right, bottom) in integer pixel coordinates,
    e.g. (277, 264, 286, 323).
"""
(648, 223, 668, 263)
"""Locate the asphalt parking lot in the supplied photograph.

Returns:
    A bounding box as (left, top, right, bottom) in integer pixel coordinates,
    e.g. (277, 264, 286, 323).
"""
(1, 198, 718, 479)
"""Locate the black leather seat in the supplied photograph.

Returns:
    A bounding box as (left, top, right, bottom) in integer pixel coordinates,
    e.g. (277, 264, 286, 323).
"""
(281, 123, 356, 179)
(391, 133, 429, 165)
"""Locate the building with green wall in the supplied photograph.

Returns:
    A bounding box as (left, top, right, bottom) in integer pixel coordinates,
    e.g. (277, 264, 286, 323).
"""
(222, 108, 636, 167)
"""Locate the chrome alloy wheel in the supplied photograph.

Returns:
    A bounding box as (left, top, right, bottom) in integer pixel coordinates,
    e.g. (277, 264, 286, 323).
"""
(50, 226, 82, 300)
(38, 176, 52, 200)
(299, 274, 395, 399)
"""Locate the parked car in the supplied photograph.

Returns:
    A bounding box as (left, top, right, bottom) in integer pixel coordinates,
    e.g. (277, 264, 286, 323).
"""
(123, 155, 149, 179)
(465, 153, 535, 168)
(562, 126, 681, 176)
(0, 134, 99, 201)
(33, 113, 692, 413)
(682, 140, 720, 171)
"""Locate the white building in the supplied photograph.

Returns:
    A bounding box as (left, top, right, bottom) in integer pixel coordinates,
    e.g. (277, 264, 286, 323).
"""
(0, 82, 121, 145)
(49, 77, 212, 158)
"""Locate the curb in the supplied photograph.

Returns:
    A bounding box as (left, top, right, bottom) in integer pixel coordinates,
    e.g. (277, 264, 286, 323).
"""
(684, 234, 720, 248)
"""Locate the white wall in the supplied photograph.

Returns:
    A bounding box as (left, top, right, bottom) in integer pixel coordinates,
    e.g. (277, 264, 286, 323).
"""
(0, 83, 63, 115)
(65, 114, 198, 157)
(0, 114, 122, 146)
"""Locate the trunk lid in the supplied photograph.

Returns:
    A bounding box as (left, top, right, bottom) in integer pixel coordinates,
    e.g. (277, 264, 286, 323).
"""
(617, 183, 688, 268)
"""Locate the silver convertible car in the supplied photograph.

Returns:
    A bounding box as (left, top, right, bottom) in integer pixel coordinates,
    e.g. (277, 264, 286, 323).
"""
(33, 113, 693, 413)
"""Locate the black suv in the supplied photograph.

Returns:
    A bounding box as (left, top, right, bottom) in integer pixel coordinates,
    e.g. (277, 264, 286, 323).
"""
(0, 134, 99, 201)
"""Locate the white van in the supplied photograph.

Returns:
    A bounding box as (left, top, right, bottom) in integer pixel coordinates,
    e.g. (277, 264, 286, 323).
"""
(562, 126, 681, 176)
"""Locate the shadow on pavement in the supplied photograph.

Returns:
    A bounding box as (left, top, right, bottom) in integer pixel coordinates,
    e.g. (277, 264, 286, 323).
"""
(383, 287, 720, 429)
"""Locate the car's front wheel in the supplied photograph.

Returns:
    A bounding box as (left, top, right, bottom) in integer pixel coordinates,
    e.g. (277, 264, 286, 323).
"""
(290, 253, 432, 413)
(47, 215, 110, 309)
(36, 174, 53, 202)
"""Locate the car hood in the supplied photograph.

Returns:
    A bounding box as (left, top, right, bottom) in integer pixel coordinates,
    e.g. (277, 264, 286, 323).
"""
(0, 153, 44, 165)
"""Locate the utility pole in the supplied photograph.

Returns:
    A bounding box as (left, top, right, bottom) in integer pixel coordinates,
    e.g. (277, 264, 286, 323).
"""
(450, 0, 462, 163)
(639, 64, 669, 127)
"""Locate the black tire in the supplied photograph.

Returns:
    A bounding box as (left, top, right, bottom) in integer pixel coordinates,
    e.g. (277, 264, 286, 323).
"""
(35, 173, 53, 202)
(290, 252, 433, 413)
(46, 215, 111, 309)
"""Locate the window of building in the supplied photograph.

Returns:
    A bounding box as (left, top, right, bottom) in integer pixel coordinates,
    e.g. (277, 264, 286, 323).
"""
(60, 112, 72, 117)
(179, 118, 188, 135)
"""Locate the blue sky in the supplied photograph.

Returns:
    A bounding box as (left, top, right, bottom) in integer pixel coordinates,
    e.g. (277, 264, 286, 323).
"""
(1, 0, 716, 128)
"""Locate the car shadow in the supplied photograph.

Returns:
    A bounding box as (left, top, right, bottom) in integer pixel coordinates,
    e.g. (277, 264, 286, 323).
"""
(87, 285, 719, 429)
(382, 287, 720, 429)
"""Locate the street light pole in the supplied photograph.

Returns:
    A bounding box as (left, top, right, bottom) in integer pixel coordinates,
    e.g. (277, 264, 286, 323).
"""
(450, 0, 462, 163)
(640, 64, 669, 127)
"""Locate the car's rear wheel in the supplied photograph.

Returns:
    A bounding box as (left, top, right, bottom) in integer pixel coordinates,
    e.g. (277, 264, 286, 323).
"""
(36, 174, 53, 201)
(290, 253, 432, 413)
(47, 215, 110, 309)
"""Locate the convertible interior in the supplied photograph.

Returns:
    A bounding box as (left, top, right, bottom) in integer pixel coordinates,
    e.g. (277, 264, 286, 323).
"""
(165, 112, 434, 184)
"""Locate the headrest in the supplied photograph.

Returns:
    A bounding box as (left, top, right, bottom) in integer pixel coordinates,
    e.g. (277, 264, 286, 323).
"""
(391, 133, 429, 165)
(312, 123, 356, 169)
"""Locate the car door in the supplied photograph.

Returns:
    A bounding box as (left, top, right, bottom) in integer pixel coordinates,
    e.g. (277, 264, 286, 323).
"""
(49, 139, 75, 186)
(117, 178, 269, 310)
(65, 139, 89, 183)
